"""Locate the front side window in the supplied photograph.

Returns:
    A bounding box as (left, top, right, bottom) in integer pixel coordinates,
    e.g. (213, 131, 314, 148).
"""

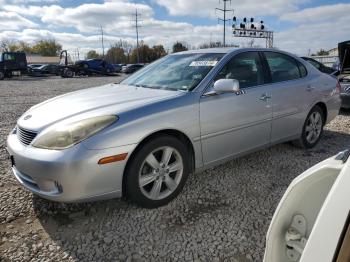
(264, 52, 302, 83)
(214, 51, 264, 88)
(122, 53, 224, 91)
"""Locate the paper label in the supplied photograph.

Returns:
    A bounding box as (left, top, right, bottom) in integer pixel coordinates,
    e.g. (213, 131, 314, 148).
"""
(189, 61, 218, 67)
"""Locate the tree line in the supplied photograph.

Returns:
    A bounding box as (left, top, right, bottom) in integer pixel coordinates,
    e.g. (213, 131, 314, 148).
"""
(0, 38, 239, 64)
(88, 40, 190, 64)
(0, 39, 62, 57)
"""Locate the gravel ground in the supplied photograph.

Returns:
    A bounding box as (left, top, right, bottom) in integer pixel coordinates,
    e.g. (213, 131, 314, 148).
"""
(0, 75, 350, 262)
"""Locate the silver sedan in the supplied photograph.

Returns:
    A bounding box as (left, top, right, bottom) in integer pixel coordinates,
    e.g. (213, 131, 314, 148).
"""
(6, 48, 340, 208)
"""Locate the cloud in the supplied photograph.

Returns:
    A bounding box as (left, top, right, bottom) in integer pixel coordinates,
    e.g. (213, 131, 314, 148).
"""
(3, 1, 154, 34)
(275, 19, 350, 54)
(280, 3, 350, 22)
(276, 3, 350, 54)
(0, 11, 38, 30)
(0, 0, 349, 57)
(1, 1, 225, 47)
(154, 0, 305, 18)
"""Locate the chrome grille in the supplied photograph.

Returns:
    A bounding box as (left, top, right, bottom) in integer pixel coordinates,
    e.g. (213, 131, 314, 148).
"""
(17, 126, 37, 145)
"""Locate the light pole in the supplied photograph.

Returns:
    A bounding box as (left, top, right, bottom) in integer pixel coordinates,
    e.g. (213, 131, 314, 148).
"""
(232, 17, 274, 48)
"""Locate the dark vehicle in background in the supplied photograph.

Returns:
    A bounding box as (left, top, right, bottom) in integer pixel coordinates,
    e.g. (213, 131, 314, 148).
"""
(301, 56, 337, 75)
(0, 52, 27, 80)
(75, 59, 116, 75)
(338, 40, 350, 108)
(122, 64, 144, 74)
(59, 50, 117, 78)
(112, 64, 122, 73)
(28, 64, 60, 77)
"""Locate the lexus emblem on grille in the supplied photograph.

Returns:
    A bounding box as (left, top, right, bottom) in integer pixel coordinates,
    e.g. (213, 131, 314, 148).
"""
(23, 115, 32, 120)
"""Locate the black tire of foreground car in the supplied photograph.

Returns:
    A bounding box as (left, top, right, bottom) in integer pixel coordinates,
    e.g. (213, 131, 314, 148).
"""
(125, 135, 190, 208)
(293, 105, 325, 149)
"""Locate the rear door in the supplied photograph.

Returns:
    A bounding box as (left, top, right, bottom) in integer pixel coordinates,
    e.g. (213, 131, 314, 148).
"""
(261, 51, 313, 143)
(199, 51, 273, 164)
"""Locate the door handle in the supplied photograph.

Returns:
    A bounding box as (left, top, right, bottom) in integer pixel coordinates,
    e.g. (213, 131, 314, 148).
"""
(306, 85, 315, 92)
(260, 93, 271, 101)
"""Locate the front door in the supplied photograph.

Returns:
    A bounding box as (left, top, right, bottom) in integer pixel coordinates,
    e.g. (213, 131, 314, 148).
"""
(199, 51, 273, 165)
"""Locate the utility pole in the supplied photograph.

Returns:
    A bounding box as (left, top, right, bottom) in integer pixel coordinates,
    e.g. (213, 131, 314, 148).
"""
(216, 0, 234, 47)
(76, 48, 80, 60)
(100, 25, 105, 58)
(132, 9, 142, 63)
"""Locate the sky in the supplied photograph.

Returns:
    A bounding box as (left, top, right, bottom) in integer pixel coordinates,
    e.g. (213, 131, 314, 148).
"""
(0, 0, 349, 58)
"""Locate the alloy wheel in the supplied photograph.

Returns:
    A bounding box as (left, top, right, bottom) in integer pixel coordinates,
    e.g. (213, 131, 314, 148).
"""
(138, 146, 183, 200)
(305, 111, 323, 144)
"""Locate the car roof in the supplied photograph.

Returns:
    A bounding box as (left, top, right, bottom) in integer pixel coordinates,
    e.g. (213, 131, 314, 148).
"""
(172, 47, 279, 55)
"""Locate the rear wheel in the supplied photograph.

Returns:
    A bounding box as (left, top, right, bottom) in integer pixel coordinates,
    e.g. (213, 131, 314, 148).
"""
(125, 135, 190, 208)
(63, 68, 74, 78)
(293, 105, 324, 148)
(0, 71, 4, 80)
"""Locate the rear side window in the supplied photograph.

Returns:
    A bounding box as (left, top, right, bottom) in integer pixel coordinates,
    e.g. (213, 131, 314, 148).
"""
(264, 52, 305, 83)
(297, 61, 308, 77)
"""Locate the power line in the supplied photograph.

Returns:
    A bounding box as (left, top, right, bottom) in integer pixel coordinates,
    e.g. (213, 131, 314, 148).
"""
(216, 0, 234, 47)
(132, 9, 142, 63)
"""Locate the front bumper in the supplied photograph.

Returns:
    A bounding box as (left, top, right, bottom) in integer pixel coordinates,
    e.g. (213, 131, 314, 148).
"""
(6, 132, 137, 202)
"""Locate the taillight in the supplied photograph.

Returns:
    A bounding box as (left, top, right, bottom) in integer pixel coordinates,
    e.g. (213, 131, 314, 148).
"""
(336, 81, 341, 93)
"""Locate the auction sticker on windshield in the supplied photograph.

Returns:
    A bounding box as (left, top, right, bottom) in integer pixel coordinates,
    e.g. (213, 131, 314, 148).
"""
(189, 61, 218, 67)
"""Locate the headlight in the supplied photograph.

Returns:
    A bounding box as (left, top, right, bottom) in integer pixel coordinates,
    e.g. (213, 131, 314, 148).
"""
(32, 115, 118, 150)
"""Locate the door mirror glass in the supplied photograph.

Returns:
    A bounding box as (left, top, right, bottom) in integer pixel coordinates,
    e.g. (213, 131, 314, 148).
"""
(213, 79, 240, 93)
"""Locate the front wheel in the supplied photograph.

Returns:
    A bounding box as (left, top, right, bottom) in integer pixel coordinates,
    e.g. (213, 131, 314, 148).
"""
(293, 105, 324, 148)
(0, 71, 4, 80)
(125, 135, 190, 208)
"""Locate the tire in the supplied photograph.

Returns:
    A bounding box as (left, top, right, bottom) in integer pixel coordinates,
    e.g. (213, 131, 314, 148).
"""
(293, 105, 325, 149)
(64, 68, 74, 78)
(125, 135, 190, 208)
(0, 71, 4, 80)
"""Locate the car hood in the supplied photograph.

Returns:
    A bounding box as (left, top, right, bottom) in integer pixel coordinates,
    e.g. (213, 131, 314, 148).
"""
(17, 83, 183, 131)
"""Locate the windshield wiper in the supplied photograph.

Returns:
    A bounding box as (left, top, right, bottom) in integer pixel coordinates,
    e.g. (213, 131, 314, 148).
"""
(134, 84, 188, 92)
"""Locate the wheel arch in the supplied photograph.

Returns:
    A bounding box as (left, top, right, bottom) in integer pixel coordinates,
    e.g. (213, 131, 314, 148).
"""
(122, 129, 196, 197)
(314, 101, 328, 124)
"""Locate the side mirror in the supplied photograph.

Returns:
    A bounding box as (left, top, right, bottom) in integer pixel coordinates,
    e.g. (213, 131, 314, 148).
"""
(213, 79, 240, 94)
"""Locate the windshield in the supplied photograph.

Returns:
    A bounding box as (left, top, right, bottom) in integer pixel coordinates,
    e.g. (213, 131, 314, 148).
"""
(121, 53, 224, 91)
